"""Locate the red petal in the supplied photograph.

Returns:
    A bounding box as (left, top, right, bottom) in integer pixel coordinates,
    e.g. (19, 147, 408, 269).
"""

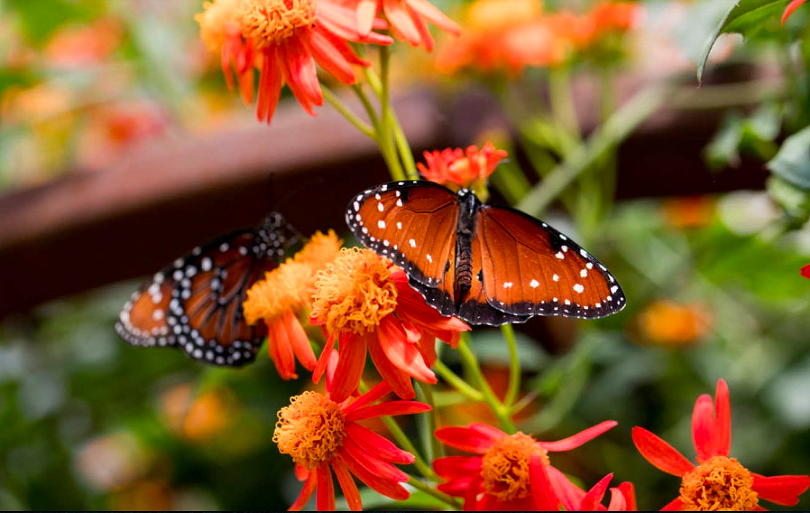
(329, 332, 367, 403)
(267, 315, 297, 379)
(433, 456, 483, 479)
(279, 35, 322, 115)
(256, 46, 282, 123)
(343, 381, 391, 412)
(405, 0, 461, 34)
(607, 488, 627, 511)
(546, 465, 585, 511)
(408, 6, 433, 51)
(337, 452, 410, 500)
(367, 333, 415, 399)
(714, 378, 731, 457)
(289, 471, 318, 510)
(469, 422, 508, 440)
(295, 464, 309, 482)
(285, 311, 316, 370)
(304, 29, 357, 84)
(345, 400, 430, 421)
(345, 423, 415, 464)
(752, 473, 810, 506)
(378, 316, 436, 383)
(783, 0, 807, 24)
(540, 420, 617, 452)
(332, 459, 362, 511)
(342, 437, 409, 482)
(631, 427, 694, 477)
(581, 474, 613, 511)
(356, 0, 377, 35)
(435, 425, 499, 454)
(530, 456, 561, 510)
(382, 0, 421, 46)
(661, 497, 684, 511)
(692, 394, 716, 462)
(312, 332, 334, 384)
(616, 482, 637, 511)
(316, 464, 335, 511)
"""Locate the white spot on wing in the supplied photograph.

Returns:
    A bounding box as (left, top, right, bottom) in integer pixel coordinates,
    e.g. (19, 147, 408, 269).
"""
(555, 252, 564, 259)
(377, 220, 386, 229)
(377, 202, 385, 212)
(530, 279, 539, 288)
(573, 283, 584, 293)
(552, 274, 560, 282)
(409, 239, 416, 248)
(580, 269, 588, 278)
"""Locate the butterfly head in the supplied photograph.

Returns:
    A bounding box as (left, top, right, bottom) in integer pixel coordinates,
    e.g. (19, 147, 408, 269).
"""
(258, 212, 301, 257)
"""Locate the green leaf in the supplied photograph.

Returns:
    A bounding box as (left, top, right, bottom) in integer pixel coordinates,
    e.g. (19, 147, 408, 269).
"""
(767, 125, 810, 189)
(697, 0, 790, 82)
(5, 0, 104, 45)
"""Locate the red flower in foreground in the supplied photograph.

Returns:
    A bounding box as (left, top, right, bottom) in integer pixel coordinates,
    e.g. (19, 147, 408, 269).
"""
(274, 382, 429, 510)
(433, 421, 617, 510)
(783, 0, 807, 24)
(417, 142, 508, 193)
(632, 379, 810, 510)
(554, 473, 638, 511)
(352, 0, 460, 50)
(310, 248, 469, 402)
(197, 0, 392, 122)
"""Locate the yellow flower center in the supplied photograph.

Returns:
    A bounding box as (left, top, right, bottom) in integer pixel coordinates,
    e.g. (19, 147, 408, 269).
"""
(679, 456, 759, 511)
(294, 230, 343, 269)
(196, 0, 243, 51)
(243, 261, 313, 324)
(273, 391, 346, 469)
(481, 432, 549, 502)
(310, 248, 398, 334)
(237, 0, 316, 47)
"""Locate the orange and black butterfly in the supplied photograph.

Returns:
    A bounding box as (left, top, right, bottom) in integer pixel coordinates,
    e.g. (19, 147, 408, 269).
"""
(346, 181, 626, 326)
(115, 213, 294, 366)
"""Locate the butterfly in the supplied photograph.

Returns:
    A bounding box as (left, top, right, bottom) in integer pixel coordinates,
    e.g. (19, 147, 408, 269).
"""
(346, 180, 626, 326)
(115, 212, 294, 366)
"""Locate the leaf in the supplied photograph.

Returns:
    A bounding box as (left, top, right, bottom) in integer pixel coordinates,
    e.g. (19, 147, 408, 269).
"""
(767, 125, 810, 189)
(697, 0, 790, 82)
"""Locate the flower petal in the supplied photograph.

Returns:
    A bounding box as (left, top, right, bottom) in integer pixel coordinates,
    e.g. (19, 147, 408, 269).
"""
(433, 456, 483, 479)
(378, 316, 436, 383)
(316, 464, 336, 511)
(661, 497, 684, 510)
(342, 437, 409, 482)
(783, 0, 807, 24)
(343, 381, 391, 412)
(332, 459, 362, 511)
(345, 423, 415, 464)
(692, 394, 716, 462)
(714, 378, 731, 457)
(540, 420, 617, 452)
(607, 487, 627, 511)
(614, 482, 637, 511)
(256, 46, 283, 123)
(267, 315, 297, 379)
(405, 0, 461, 35)
(329, 332, 367, 403)
(345, 400, 430, 421)
(368, 333, 415, 399)
(631, 426, 694, 477)
(312, 331, 334, 384)
(305, 29, 357, 84)
(356, 0, 377, 35)
(337, 452, 410, 500)
(284, 310, 317, 370)
(279, 35, 323, 115)
(530, 456, 561, 510)
(546, 465, 586, 511)
(289, 471, 318, 511)
(752, 473, 810, 506)
(581, 473, 613, 511)
(383, 0, 422, 46)
(435, 425, 500, 454)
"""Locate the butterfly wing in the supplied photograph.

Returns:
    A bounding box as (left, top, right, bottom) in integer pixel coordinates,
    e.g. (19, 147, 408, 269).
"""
(475, 206, 626, 319)
(346, 180, 459, 289)
(117, 222, 286, 367)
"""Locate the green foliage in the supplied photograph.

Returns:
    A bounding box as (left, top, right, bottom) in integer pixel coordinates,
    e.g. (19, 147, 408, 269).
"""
(768, 125, 810, 189)
(5, 0, 107, 45)
(705, 106, 781, 169)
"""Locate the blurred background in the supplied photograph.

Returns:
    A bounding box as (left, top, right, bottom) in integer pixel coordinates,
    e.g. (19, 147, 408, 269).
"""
(2, 0, 810, 509)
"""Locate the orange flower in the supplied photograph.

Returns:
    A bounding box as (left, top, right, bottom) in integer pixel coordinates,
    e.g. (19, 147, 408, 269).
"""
(433, 421, 617, 510)
(591, 1, 637, 34)
(661, 196, 715, 229)
(274, 382, 430, 510)
(310, 248, 469, 401)
(197, 0, 392, 122)
(417, 142, 507, 194)
(351, 0, 460, 50)
(45, 19, 122, 68)
(633, 379, 810, 510)
(783, 0, 807, 24)
(637, 300, 710, 347)
(243, 230, 342, 379)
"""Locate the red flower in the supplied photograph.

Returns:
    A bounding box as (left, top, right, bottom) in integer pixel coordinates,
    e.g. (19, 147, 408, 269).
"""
(417, 142, 508, 193)
(433, 421, 618, 510)
(783, 0, 807, 24)
(274, 382, 430, 510)
(801, 264, 810, 280)
(352, 0, 460, 50)
(197, 0, 392, 123)
(310, 248, 469, 401)
(632, 379, 810, 510)
(554, 473, 638, 511)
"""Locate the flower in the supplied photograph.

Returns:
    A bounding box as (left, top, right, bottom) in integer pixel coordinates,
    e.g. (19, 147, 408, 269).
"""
(636, 300, 710, 347)
(802, 264, 810, 280)
(632, 379, 810, 510)
(243, 230, 342, 379)
(417, 142, 507, 196)
(554, 473, 638, 511)
(783, 0, 807, 24)
(352, 0, 460, 50)
(433, 421, 618, 510)
(274, 382, 430, 510)
(197, 0, 392, 123)
(310, 248, 469, 401)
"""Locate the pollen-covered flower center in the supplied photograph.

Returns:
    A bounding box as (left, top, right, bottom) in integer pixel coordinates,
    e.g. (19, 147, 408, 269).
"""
(197, 0, 244, 51)
(273, 391, 346, 469)
(481, 432, 549, 502)
(311, 248, 398, 334)
(238, 0, 316, 47)
(679, 456, 759, 511)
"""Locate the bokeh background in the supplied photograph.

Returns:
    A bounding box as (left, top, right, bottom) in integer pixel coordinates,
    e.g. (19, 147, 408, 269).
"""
(2, 0, 810, 509)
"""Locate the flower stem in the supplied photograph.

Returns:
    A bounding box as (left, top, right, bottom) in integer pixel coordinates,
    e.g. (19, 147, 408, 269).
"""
(434, 360, 484, 402)
(548, 67, 580, 139)
(378, 46, 407, 181)
(407, 475, 461, 508)
(501, 324, 520, 407)
(322, 86, 375, 138)
(351, 83, 380, 128)
(456, 334, 516, 433)
(414, 382, 439, 462)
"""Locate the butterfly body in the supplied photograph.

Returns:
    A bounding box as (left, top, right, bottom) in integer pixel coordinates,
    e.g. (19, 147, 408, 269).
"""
(346, 181, 626, 326)
(116, 212, 291, 366)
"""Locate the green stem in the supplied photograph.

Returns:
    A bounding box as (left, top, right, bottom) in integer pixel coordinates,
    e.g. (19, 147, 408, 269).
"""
(548, 67, 581, 139)
(517, 84, 672, 216)
(378, 46, 407, 181)
(456, 334, 516, 433)
(501, 324, 520, 407)
(322, 86, 375, 138)
(392, 118, 419, 180)
(434, 360, 484, 402)
(351, 83, 380, 128)
(407, 476, 461, 508)
(414, 383, 439, 462)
